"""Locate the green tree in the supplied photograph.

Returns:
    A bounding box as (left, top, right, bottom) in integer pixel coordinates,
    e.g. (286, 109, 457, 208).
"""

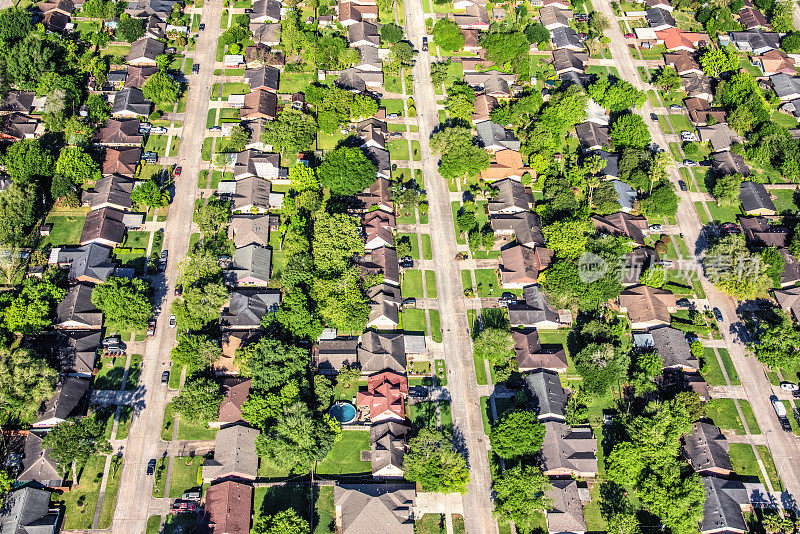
(289, 163, 319, 193)
(235, 337, 309, 391)
(256, 401, 337, 473)
(445, 82, 476, 122)
(492, 465, 552, 532)
(699, 46, 740, 76)
(91, 277, 152, 332)
(351, 93, 378, 119)
(43, 416, 112, 485)
(432, 19, 465, 52)
(313, 268, 370, 333)
(6, 36, 57, 91)
(4, 277, 65, 334)
(652, 66, 681, 91)
(542, 218, 593, 260)
(0, 7, 32, 46)
(481, 31, 529, 64)
(0, 184, 39, 246)
(176, 251, 223, 287)
(314, 375, 335, 412)
(473, 328, 516, 382)
(704, 234, 771, 299)
(524, 22, 550, 44)
(171, 282, 229, 331)
(143, 70, 181, 105)
(782, 32, 800, 53)
(430, 61, 450, 85)
(611, 113, 651, 149)
(0, 470, 12, 502)
(588, 74, 646, 112)
(574, 342, 629, 395)
(747, 308, 800, 369)
(252, 509, 310, 534)
(0, 346, 57, 423)
(171, 334, 222, 374)
(403, 429, 470, 494)
(223, 124, 251, 153)
(388, 41, 415, 69)
(117, 13, 144, 42)
(262, 109, 318, 155)
(195, 197, 231, 238)
(639, 180, 678, 218)
(3, 138, 54, 185)
(131, 179, 170, 208)
(173, 376, 223, 423)
(489, 410, 546, 459)
(317, 147, 377, 197)
(272, 291, 323, 340)
(712, 173, 743, 206)
(312, 212, 364, 275)
(639, 264, 665, 287)
(55, 146, 100, 186)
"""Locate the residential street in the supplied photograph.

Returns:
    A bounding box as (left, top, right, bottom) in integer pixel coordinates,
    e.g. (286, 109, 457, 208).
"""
(110, 0, 225, 531)
(403, 0, 497, 532)
(596, 0, 800, 504)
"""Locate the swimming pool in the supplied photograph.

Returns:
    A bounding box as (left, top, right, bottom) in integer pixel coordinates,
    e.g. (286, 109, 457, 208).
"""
(329, 401, 357, 424)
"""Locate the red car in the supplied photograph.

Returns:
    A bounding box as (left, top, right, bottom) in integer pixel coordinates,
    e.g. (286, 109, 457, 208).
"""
(174, 166, 182, 178)
(624, 33, 635, 38)
(172, 502, 196, 513)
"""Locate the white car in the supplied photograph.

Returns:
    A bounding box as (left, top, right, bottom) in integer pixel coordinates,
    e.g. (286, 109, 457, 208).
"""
(169, 314, 177, 328)
(649, 224, 663, 232)
(780, 382, 799, 391)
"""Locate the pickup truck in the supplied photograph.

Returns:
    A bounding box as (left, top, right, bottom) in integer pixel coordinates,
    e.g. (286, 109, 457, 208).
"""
(772, 396, 787, 417)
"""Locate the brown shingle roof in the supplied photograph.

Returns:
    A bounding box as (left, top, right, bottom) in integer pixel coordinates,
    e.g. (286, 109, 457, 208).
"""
(202, 480, 253, 534)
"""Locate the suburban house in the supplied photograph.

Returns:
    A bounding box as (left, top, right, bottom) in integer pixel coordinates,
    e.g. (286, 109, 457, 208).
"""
(539, 6, 572, 29)
(338, 0, 379, 25)
(775, 286, 800, 320)
(546, 480, 587, 534)
(739, 181, 776, 215)
(333, 484, 415, 534)
(491, 210, 545, 248)
(0, 487, 59, 534)
(202, 480, 253, 534)
(655, 28, 709, 51)
(683, 422, 733, 476)
(650, 326, 699, 371)
(357, 331, 407, 374)
(123, 65, 157, 89)
(56, 330, 101, 377)
(647, 7, 676, 30)
(357, 177, 393, 212)
(216, 378, 252, 425)
(697, 123, 741, 152)
(250, 22, 281, 46)
(729, 30, 780, 54)
(366, 421, 410, 479)
(770, 73, 800, 101)
(739, 216, 789, 248)
(756, 49, 795, 75)
(463, 71, 517, 97)
(356, 246, 400, 286)
(220, 288, 281, 329)
(250, 0, 281, 22)
(452, 3, 490, 29)
(112, 87, 151, 118)
(356, 371, 408, 423)
(357, 117, 388, 149)
(80, 207, 126, 247)
(228, 213, 274, 247)
(314, 337, 359, 374)
(83, 175, 135, 211)
(7, 432, 62, 487)
(523, 369, 567, 421)
(94, 119, 143, 146)
(540, 422, 598, 477)
(348, 21, 380, 46)
(507, 285, 561, 329)
(575, 122, 609, 152)
(551, 49, 588, 74)
(363, 209, 395, 250)
(230, 176, 283, 213)
(476, 121, 521, 152)
(591, 212, 648, 245)
(512, 328, 568, 373)
(551, 26, 583, 51)
(664, 51, 702, 75)
(0, 91, 35, 115)
(499, 243, 554, 288)
(225, 244, 272, 287)
(202, 424, 259, 482)
(618, 285, 677, 330)
(622, 247, 659, 286)
(34, 377, 90, 428)
(362, 146, 391, 180)
(713, 151, 751, 179)
(685, 98, 727, 126)
(487, 178, 533, 214)
(233, 150, 283, 180)
(682, 73, 714, 101)
(700, 476, 749, 534)
(126, 37, 165, 66)
(336, 68, 384, 92)
(51, 243, 117, 284)
(481, 149, 533, 181)
(102, 148, 141, 178)
(244, 66, 280, 92)
(241, 89, 278, 119)
(738, 5, 769, 29)
(366, 284, 401, 329)
(779, 248, 800, 286)
(609, 179, 637, 213)
(55, 284, 102, 329)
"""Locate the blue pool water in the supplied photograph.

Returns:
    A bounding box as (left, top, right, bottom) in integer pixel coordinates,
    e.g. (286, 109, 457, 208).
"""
(329, 402, 357, 424)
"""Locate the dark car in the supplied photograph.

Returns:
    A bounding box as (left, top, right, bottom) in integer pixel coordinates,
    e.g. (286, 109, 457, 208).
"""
(198, 22, 205, 30)
(499, 292, 517, 306)
(174, 284, 182, 297)
(780, 417, 792, 432)
(244, 7, 253, 12)
(712, 307, 724, 322)
(147, 459, 157, 475)
(161, 371, 170, 385)
(192, 63, 199, 74)
(676, 298, 692, 308)
(399, 256, 414, 268)
(685, 332, 699, 343)
(721, 222, 741, 234)
(410, 386, 428, 398)
(678, 180, 688, 191)
(422, 36, 428, 51)
(650, 113, 658, 120)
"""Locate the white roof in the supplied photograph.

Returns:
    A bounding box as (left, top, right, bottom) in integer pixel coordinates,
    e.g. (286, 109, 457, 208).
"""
(218, 181, 236, 194)
(228, 94, 246, 105)
(635, 27, 657, 39)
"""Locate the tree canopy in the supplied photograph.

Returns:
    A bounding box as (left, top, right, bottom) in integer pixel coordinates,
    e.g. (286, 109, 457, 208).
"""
(704, 234, 771, 300)
(317, 147, 377, 197)
(173, 376, 224, 423)
(489, 410, 546, 460)
(492, 465, 552, 532)
(432, 19, 464, 51)
(91, 277, 152, 332)
(0, 346, 57, 424)
(261, 109, 318, 155)
(43, 416, 112, 484)
(403, 429, 470, 494)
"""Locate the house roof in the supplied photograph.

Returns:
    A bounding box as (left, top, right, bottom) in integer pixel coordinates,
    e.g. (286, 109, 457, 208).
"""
(361, 146, 390, 178)
(488, 178, 533, 213)
(366, 284, 401, 327)
(664, 51, 701, 74)
(202, 480, 253, 534)
(0, 91, 35, 114)
(15, 432, 61, 484)
(333, 484, 415, 534)
(202, 424, 259, 480)
(87, 174, 135, 209)
(650, 326, 698, 368)
(37, 376, 90, 424)
(540, 5, 572, 27)
(738, 216, 789, 247)
(250, 22, 281, 44)
(512, 328, 567, 371)
(463, 71, 516, 96)
(758, 49, 795, 75)
(0, 487, 59, 534)
(357, 177, 392, 210)
(591, 212, 648, 245)
(357, 371, 407, 421)
(57, 330, 101, 375)
(369, 421, 410, 475)
(452, 3, 490, 26)
(656, 28, 709, 50)
(481, 149, 531, 181)
(780, 248, 800, 286)
(103, 148, 140, 177)
(522, 368, 567, 417)
(56, 283, 102, 328)
(546, 480, 586, 534)
(739, 5, 768, 28)
(336, 68, 383, 92)
(348, 21, 379, 45)
(731, 30, 780, 52)
(684, 421, 732, 473)
(80, 207, 126, 246)
(500, 244, 554, 285)
(685, 97, 727, 125)
(232, 176, 273, 211)
(476, 121, 520, 150)
(358, 331, 407, 373)
(490, 211, 545, 247)
(701, 476, 748, 533)
(610, 179, 637, 211)
(2, 113, 40, 140)
(473, 94, 498, 122)
(575, 121, 609, 150)
(226, 244, 271, 285)
(647, 7, 675, 27)
(682, 73, 713, 100)
(57, 243, 116, 283)
(228, 214, 272, 247)
(550, 26, 582, 49)
(551, 49, 588, 73)
(739, 181, 774, 213)
(619, 285, 676, 326)
(244, 65, 280, 91)
(242, 89, 277, 119)
(697, 123, 741, 152)
(112, 87, 151, 116)
(357, 246, 399, 285)
(251, 0, 281, 19)
(770, 73, 800, 99)
(127, 37, 165, 63)
(357, 117, 388, 148)
(507, 285, 559, 326)
(541, 422, 598, 474)
(124, 66, 158, 89)
(316, 337, 359, 372)
(776, 286, 800, 318)
(622, 247, 659, 285)
(222, 289, 281, 328)
(94, 119, 143, 145)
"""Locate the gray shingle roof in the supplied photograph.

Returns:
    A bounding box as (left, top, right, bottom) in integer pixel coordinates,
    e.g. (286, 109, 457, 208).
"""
(684, 421, 732, 473)
(333, 484, 415, 534)
(702, 476, 748, 533)
(507, 284, 559, 326)
(358, 331, 407, 373)
(476, 121, 520, 150)
(646, 7, 676, 27)
(487, 178, 533, 213)
(369, 421, 409, 476)
(546, 480, 586, 534)
(523, 369, 567, 419)
(550, 26, 582, 49)
(244, 65, 280, 91)
(541, 422, 598, 475)
(739, 181, 774, 212)
(221, 288, 281, 328)
(490, 211, 545, 247)
(56, 283, 102, 328)
(650, 326, 698, 369)
(112, 88, 151, 117)
(36, 376, 90, 424)
(575, 121, 609, 150)
(202, 424, 259, 480)
(57, 330, 101, 376)
(127, 37, 165, 63)
(225, 244, 272, 285)
(0, 487, 59, 534)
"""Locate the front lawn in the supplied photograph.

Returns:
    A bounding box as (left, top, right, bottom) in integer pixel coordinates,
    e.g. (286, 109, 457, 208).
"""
(39, 215, 86, 248)
(388, 139, 410, 160)
(425, 270, 437, 298)
(315, 430, 371, 475)
(381, 98, 405, 116)
(396, 232, 421, 259)
(144, 134, 169, 156)
(94, 356, 126, 390)
(400, 308, 428, 335)
(53, 455, 106, 529)
(98, 456, 123, 528)
(169, 456, 203, 498)
(706, 398, 745, 434)
(702, 347, 726, 386)
(729, 443, 762, 483)
(401, 269, 424, 298)
(475, 269, 500, 297)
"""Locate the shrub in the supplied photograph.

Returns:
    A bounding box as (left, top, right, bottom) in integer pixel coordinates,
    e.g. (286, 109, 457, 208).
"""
(654, 240, 667, 254)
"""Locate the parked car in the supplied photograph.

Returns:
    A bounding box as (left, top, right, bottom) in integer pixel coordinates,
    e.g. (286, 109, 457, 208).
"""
(146, 459, 157, 475)
(676, 298, 692, 308)
(402, 297, 417, 309)
(712, 307, 724, 322)
(208, 126, 222, 132)
(624, 32, 635, 38)
(780, 417, 792, 432)
(422, 36, 428, 51)
(650, 113, 658, 120)
(192, 63, 199, 74)
(648, 224, 663, 232)
(499, 292, 517, 306)
(174, 284, 182, 297)
(678, 180, 688, 191)
(409, 386, 428, 398)
(683, 159, 698, 166)
(669, 104, 683, 110)
(173, 502, 197, 513)
(169, 314, 177, 328)
(102, 336, 121, 347)
(399, 256, 414, 268)
(685, 332, 699, 343)
(199, 23, 205, 30)
(174, 166, 182, 178)
(147, 320, 156, 337)
(182, 491, 201, 501)
(680, 131, 698, 141)
(161, 371, 170, 385)
(781, 382, 799, 391)
(244, 7, 253, 12)
(160, 250, 168, 265)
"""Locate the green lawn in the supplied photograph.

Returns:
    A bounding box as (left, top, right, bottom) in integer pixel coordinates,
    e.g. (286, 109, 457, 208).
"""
(694, 201, 710, 225)
(177, 416, 217, 441)
(707, 399, 745, 434)
(124, 355, 142, 390)
(429, 310, 442, 343)
(116, 406, 133, 440)
(278, 71, 315, 94)
(729, 443, 763, 484)
(39, 215, 86, 248)
(706, 202, 740, 224)
(416, 514, 446, 534)
(152, 456, 168, 497)
(316, 131, 347, 151)
(473, 351, 488, 386)
(400, 308, 427, 335)
(702, 348, 727, 386)
(738, 399, 761, 434)
(409, 401, 438, 432)
(169, 456, 202, 498)
(396, 232, 421, 259)
(123, 230, 150, 249)
(381, 98, 405, 116)
(315, 486, 335, 533)
(146, 516, 161, 534)
(220, 82, 250, 98)
(474, 269, 500, 297)
(772, 189, 800, 215)
(757, 445, 783, 490)
(388, 139, 410, 160)
(53, 455, 106, 529)
(421, 234, 433, 259)
(94, 356, 126, 390)
(315, 430, 371, 475)
(144, 134, 169, 156)
(668, 113, 694, 134)
(385, 75, 402, 94)
(718, 348, 740, 385)
(98, 456, 123, 528)
(425, 270, 437, 298)
(401, 269, 424, 299)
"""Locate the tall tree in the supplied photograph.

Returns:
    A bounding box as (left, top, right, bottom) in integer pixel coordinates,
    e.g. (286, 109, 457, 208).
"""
(704, 234, 771, 299)
(91, 277, 152, 332)
(489, 410, 546, 459)
(403, 429, 470, 494)
(43, 416, 112, 485)
(317, 147, 377, 197)
(492, 465, 552, 532)
(171, 334, 222, 374)
(0, 346, 57, 423)
(172, 376, 224, 423)
(432, 19, 465, 51)
(312, 212, 364, 275)
(234, 337, 309, 391)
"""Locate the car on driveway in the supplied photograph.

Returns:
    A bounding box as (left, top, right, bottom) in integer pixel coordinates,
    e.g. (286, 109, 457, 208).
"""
(781, 382, 799, 391)
(208, 126, 222, 132)
(669, 104, 683, 110)
(174, 284, 182, 297)
(712, 307, 724, 322)
(147, 320, 156, 337)
(146, 459, 157, 475)
(161, 371, 170, 385)
(678, 180, 688, 191)
(499, 292, 517, 306)
(624, 32, 635, 38)
(169, 314, 177, 328)
(648, 224, 663, 232)
(683, 159, 697, 166)
(199, 23, 205, 30)
(410, 386, 428, 398)
(399, 256, 414, 268)
(680, 131, 698, 142)
(172, 502, 197, 513)
(650, 113, 658, 120)
(192, 63, 199, 74)
(402, 297, 417, 309)
(676, 298, 692, 308)
(422, 36, 428, 51)
(174, 166, 182, 178)
(102, 336, 121, 347)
